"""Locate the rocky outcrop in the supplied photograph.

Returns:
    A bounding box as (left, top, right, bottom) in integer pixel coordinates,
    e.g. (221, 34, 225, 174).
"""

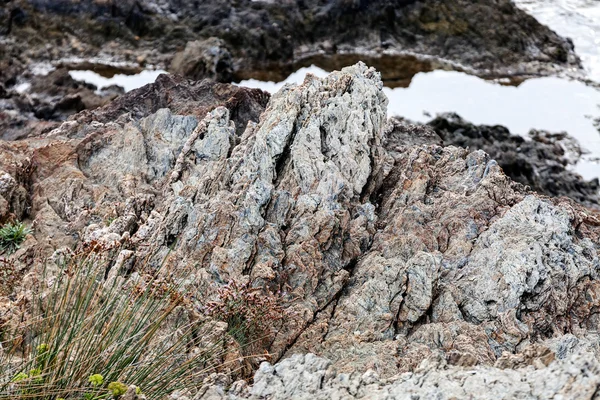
(0, 73, 269, 254)
(2, 0, 581, 84)
(184, 0, 580, 82)
(66, 74, 270, 136)
(0, 68, 124, 140)
(1, 64, 599, 396)
(427, 114, 600, 209)
(386, 115, 600, 209)
(171, 38, 233, 83)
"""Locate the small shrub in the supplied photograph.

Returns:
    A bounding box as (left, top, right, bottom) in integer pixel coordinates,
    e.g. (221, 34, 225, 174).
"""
(204, 280, 287, 353)
(0, 221, 31, 255)
(107, 381, 128, 397)
(0, 258, 18, 295)
(88, 374, 104, 387)
(0, 252, 231, 399)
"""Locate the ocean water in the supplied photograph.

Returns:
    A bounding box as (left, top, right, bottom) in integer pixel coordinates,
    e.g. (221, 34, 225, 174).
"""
(68, 69, 167, 93)
(513, 0, 600, 82)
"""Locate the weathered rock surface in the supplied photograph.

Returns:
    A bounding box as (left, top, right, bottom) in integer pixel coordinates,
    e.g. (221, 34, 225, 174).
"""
(1, 64, 600, 396)
(386, 115, 600, 209)
(427, 113, 600, 209)
(198, 352, 600, 400)
(65, 73, 270, 136)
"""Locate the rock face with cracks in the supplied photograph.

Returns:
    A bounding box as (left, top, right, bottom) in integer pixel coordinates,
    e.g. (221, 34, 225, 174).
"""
(1, 64, 600, 397)
(386, 116, 600, 209)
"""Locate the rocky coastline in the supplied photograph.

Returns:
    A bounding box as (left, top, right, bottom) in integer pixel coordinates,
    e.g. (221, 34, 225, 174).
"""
(1, 1, 599, 399)
(0, 63, 599, 398)
(0, 0, 584, 140)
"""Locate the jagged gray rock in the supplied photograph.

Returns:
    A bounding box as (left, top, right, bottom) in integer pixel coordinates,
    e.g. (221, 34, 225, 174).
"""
(198, 352, 600, 400)
(1, 63, 599, 397)
(425, 113, 600, 208)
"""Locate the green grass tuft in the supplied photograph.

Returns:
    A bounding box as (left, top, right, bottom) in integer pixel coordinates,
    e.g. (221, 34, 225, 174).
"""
(0, 221, 32, 255)
(0, 251, 250, 399)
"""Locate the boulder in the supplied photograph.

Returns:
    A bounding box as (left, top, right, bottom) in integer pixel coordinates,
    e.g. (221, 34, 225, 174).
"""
(171, 38, 233, 83)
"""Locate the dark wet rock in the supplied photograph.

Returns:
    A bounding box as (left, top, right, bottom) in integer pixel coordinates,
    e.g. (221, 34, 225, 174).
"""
(426, 113, 600, 208)
(10, 6, 27, 27)
(32, 103, 55, 120)
(53, 93, 86, 114)
(0, 6, 27, 35)
(166, 0, 580, 82)
(0, 68, 123, 140)
(171, 37, 234, 83)
(0, 84, 8, 99)
(98, 85, 125, 98)
(3, 0, 581, 85)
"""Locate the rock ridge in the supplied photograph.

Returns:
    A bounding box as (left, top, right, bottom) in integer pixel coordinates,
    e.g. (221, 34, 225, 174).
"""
(0, 63, 599, 398)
